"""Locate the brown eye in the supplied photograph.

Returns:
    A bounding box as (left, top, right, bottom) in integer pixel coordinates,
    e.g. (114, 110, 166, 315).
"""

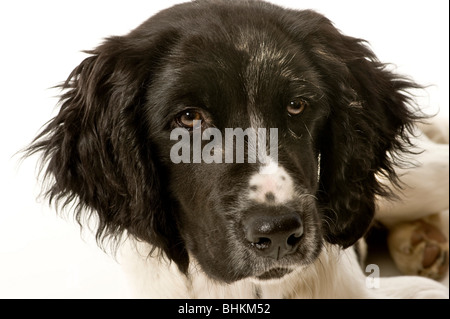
(287, 99, 308, 116)
(176, 110, 204, 129)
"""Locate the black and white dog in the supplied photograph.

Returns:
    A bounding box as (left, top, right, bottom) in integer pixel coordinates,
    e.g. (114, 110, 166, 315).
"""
(27, 0, 449, 298)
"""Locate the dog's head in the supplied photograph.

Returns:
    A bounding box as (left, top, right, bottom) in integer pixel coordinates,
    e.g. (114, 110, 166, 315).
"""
(27, 0, 420, 282)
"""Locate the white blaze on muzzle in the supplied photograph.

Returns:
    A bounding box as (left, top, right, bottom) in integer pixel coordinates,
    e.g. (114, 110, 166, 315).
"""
(248, 159, 295, 204)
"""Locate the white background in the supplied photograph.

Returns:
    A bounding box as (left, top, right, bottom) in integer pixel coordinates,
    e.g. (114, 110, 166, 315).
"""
(0, 1, 448, 298)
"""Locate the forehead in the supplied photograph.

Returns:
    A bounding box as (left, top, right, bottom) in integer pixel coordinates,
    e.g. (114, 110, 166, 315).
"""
(174, 26, 313, 85)
(158, 25, 322, 128)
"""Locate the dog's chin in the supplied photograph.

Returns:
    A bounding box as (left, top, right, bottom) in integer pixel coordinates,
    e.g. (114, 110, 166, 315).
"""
(254, 267, 294, 281)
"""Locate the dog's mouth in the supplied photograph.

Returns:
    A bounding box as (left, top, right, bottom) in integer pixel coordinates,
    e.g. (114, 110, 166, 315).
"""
(255, 267, 293, 280)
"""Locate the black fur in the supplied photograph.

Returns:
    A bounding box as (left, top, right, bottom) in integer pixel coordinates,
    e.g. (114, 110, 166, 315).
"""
(26, 0, 421, 282)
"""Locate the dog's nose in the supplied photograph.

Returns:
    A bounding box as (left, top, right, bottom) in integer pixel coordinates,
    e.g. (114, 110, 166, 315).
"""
(243, 207, 303, 260)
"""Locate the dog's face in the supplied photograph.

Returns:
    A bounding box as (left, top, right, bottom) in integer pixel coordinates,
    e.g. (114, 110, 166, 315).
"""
(149, 28, 328, 281)
(28, 0, 418, 283)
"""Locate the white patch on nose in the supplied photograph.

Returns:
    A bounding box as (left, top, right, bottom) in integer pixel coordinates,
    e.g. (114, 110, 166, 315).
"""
(248, 159, 295, 204)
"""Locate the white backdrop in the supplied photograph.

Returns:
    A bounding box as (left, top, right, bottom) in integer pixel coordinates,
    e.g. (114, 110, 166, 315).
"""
(0, 0, 448, 298)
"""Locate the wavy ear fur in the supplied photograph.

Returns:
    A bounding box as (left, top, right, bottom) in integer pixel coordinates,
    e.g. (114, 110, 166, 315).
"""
(288, 10, 422, 247)
(25, 29, 189, 272)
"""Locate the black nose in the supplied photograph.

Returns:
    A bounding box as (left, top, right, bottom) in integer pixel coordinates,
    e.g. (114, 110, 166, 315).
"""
(243, 207, 303, 260)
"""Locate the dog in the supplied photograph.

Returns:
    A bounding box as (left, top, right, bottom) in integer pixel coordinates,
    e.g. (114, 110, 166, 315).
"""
(26, 0, 449, 298)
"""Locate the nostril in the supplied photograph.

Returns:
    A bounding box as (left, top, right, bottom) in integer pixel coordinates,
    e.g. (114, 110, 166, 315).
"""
(287, 233, 302, 247)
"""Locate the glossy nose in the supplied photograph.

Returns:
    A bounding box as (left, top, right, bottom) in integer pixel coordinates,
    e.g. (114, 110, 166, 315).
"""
(243, 207, 303, 260)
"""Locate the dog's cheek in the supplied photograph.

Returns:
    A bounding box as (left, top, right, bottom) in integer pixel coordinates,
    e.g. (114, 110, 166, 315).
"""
(181, 219, 242, 281)
(175, 197, 224, 252)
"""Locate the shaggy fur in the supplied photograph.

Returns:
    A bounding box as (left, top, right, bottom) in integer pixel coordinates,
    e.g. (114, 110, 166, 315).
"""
(25, 0, 448, 297)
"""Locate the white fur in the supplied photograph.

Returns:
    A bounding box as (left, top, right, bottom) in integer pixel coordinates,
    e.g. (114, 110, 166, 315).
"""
(376, 119, 449, 227)
(119, 239, 448, 299)
(248, 159, 295, 204)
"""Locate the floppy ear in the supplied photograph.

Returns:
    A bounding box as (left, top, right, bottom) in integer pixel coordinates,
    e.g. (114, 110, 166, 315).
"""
(26, 29, 189, 272)
(291, 11, 421, 247)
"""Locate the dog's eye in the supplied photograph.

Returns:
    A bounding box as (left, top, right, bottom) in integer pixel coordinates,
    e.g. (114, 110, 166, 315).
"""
(176, 110, 204, 129)
(287, 99, 308, 116)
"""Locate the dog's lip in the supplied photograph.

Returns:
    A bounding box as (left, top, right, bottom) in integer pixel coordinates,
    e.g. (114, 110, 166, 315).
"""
(255, 267, 293, 280)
